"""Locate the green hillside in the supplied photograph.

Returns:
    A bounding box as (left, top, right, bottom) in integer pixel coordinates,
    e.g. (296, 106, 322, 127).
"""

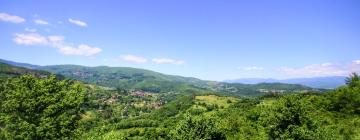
(2, 73, 359, 139)
(39, 65, 315, 97)
(1, 60, 360, 139)
(0, 62, 51, 79)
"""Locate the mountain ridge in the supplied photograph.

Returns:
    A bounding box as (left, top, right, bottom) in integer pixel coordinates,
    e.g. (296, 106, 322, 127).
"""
(0, 58, 318, 97)
(0, 62, 54, 79)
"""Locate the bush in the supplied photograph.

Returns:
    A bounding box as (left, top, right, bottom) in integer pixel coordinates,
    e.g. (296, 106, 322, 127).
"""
(262, 95, 330, 139)
(170, 113, 225, 140)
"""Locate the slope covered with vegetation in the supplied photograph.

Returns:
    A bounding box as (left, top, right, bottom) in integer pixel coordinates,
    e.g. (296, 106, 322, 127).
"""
(0, 62, 51, 79)
(1, 72, 360, 139)
(39, 64, 315, 97)
(80, 73, 360, 139)
(2, 61, 356, 140)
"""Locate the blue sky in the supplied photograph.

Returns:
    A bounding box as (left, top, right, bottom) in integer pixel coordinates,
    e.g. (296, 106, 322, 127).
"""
(1, 0, 360, 81)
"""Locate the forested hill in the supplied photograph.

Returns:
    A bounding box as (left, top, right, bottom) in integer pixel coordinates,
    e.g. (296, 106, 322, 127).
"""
(38, 64, 315, 96)
(0, 59, 316, 97)
(0, 62, 51, 79)
(0, 59, 40, 69)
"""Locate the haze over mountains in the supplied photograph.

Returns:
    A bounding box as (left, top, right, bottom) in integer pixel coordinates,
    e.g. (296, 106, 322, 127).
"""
(0, 58, 345, 90)
(225, 77, 346, 89)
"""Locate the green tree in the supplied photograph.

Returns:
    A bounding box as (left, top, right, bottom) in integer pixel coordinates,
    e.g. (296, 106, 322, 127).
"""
(263, 95, 330, 139)
(170, 113, 225, 140)
(0, 75, 86, 139)
(346, 73, 360, 88)
(324, 73, 360, 114)
(327, 86, 360, 114)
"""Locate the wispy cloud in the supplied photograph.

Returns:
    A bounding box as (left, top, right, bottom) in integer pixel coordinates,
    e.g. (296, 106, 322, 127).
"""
(13, 33, 48, 45)
(68, 18, 87, 27)
(13, 33, 101, 56)
(47, 35, 64, 42)
(25, 28, 37, 32)
(152, 58, 184, 65)
(34, 19, 49, 25)
(0, 12, 25, 23)
(57, 44, 102, 56)
(238, 66, 264, 71)
(278, 61, 360, 77)
(120, 55, 147, 63)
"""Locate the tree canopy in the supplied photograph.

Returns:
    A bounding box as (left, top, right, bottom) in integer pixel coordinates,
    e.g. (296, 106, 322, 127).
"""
(0, 75, 86, 139)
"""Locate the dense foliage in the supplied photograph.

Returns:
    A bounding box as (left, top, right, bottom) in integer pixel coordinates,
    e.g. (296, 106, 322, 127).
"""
(0, 75, 86, 139)
(76, 73, 360, 139)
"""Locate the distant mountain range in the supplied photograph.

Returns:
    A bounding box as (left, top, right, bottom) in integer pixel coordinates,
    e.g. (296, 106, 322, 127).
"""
(0, 59, 40, 69)
(0, 58, 317, 97)
(1, 59, 342, 90)
(224, 77, 346, 89)
(0, 62, 55, 79)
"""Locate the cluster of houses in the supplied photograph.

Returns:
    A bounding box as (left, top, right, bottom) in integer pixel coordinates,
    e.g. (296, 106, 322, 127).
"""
(104, 90, 164, 109)
(72, 71, 94, 78)
(130, 90, 147, 97)
(104, 95, 118, 104)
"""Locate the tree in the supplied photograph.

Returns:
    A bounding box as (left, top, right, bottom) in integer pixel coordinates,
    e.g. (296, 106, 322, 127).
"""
(0, 75, 86, 139)
(345, 73, 360, 88)
(263, 95, 330, 139)
(170, 113, 225, 140)
(325, 73, 360, 114)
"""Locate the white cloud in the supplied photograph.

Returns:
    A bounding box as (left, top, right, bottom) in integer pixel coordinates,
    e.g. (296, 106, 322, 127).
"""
(0, 12, 25, 23)
(239, 66, 264, 71)
(152, 58, 184, 65)
(25, 28, 37, 32)
(13, 33, 48, 45)
(13, 33, 101, 56)
(57, 44, 102, 56)
(34, 19, 49, 25)
(120, 55, 147, 63)
(278, 61, 360, 77)
(48, 35, 64, 42)
(321, 62, 332, 66)
(353, 60, 360, 65)
(68, 18, 87, 27)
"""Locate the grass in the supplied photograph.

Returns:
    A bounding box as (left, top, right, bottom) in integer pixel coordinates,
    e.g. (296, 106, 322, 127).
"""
(80, 111, 97, 121)
(257, 99, 276, 107)
(195, 95, 239, 108)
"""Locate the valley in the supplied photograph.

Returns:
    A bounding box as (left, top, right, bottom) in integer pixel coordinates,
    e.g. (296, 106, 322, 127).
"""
(1, 1, 359, 139)
(1, 59, 360, 139)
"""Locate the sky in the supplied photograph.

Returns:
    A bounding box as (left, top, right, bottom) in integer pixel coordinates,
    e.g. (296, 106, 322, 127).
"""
(1, 0, 360, 81)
